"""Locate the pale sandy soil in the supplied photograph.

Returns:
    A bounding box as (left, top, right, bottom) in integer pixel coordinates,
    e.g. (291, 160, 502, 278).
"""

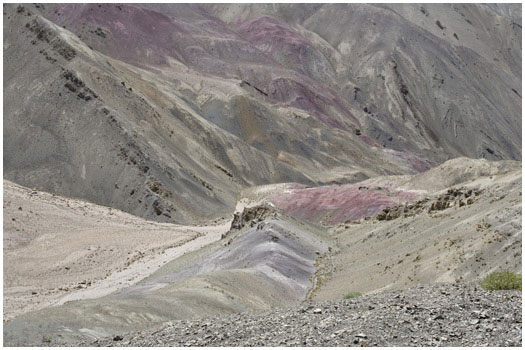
(3, 180, 230, 322)
(312, 170, 522, 300)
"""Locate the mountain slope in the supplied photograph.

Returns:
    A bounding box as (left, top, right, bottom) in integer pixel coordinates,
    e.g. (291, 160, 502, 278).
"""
(205, 3, 521, 160)
(4, 3, 520, 224)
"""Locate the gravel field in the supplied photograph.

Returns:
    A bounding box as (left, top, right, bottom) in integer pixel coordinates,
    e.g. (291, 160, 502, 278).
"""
(84, 283, 521, 347)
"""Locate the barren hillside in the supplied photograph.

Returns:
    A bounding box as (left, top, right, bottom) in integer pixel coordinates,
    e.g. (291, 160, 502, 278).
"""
(3, 3, 521, 347)
(4, 3, 521, 224)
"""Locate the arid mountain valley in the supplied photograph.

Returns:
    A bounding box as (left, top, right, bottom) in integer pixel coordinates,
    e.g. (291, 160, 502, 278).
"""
(2, 3, 522, 347)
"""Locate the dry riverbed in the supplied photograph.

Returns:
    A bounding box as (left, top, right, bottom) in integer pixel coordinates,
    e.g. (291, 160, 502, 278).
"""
(3, 180, 230, 322)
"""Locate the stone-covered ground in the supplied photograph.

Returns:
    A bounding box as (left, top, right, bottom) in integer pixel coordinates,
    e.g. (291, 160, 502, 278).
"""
(84, 283, 521, 347)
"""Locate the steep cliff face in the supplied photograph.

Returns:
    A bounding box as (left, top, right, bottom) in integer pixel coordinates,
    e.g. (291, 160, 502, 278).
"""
(3, 4, 521, 223)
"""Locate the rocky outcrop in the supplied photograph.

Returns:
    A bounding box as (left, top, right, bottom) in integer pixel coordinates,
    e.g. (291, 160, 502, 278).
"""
(375, 199, 428, 221)
(25, 17, 77, 61)
(374, 187, 483, 221)
(428, 188, 481, 213)
(229, 205, 277, 231)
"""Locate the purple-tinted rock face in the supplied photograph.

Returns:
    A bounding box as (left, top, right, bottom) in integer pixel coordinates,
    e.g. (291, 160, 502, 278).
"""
(50, 4, 273, 70)
(269, 182, 420, 224)
(45, 4, 362, 131)
(237, 16, 315, 74)
(50, 4, 187, 66)
(385, 149, 435, 173)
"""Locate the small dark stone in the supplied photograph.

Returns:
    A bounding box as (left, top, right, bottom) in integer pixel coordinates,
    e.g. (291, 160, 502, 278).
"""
(64, 83, 76, 92)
